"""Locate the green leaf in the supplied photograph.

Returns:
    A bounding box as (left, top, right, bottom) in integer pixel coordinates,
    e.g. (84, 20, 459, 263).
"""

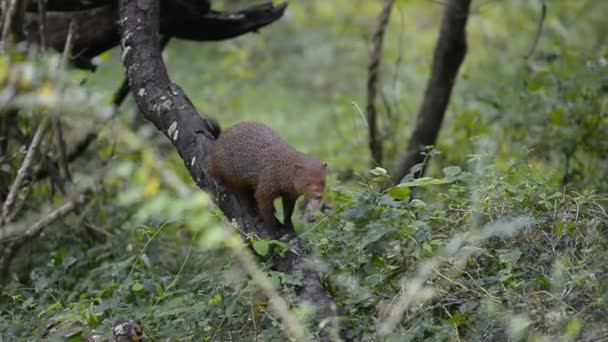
(252, 239, 270, 256)
(410, 199, 427, 210)
(131, 281, 144, 292)
(442, 166, 462, 178)
(387, 185, 411, 200)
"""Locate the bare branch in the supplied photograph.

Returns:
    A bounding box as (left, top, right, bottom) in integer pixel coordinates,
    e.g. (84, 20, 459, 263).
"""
(36, 0, 47, 49)
(523, 0, 547, 60)
(60, 18, 75, 66)
(0, 118, 49, 224)
(366, 0, 394, 166)
(0, 193, 87, 283)
(52, 118, 71, 182)
(0, 0, 20, 52)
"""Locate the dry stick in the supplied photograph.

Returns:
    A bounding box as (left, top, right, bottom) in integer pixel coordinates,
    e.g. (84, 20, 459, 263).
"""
(366, 0, 394, 166)
(36, 0, 47, 49)
(0, 118, 49, 224)
(523, 0, 547, 60)
(52, 119, 72, 182)
(0, 194, 87, 282)
(60, 19, 76, 67)
(16, 194, 86, 243)
(0, 0, 19, 52)
(52, 18, 77, 184)
(225, 235, 308, 341)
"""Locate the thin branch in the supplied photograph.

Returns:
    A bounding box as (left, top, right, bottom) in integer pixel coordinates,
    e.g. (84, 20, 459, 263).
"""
(50, 18, 77, 185)
(0, 193, 87, 283)
(0, 118, 49, 224)
(21, 194, 86, 242)
(523, 0, 547, 60)
(0, 0, 20, 52)
(60, 18, 76, 67)
(52, 118, 72, 182)
(36, 0, 47, 49)
(366, 0, 394, 166)
(32, 132, 96, 182)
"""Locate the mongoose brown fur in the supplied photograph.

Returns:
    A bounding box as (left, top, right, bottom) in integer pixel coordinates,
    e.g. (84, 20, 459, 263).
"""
(209, 121, 327, 233)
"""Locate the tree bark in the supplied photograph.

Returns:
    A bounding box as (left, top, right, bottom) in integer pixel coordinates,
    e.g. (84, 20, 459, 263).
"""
(118, 0, 337, 332)
(394, 0, 471, 182)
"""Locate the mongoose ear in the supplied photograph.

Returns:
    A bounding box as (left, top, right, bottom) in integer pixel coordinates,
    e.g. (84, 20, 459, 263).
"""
(294, 163, 303, 170)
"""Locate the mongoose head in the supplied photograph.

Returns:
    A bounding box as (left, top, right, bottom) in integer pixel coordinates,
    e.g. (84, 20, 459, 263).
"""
(294, 159, 327, 210)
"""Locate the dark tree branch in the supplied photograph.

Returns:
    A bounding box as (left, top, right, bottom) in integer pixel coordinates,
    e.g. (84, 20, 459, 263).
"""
(523, 0, 546, 60)
(20, 1, 286, 68)
(160, 2, 287, 42)
(366, 0, 394, 166)
(118, 0, 337, 334)
(30, 0, 113, 12)
(24, 4, 119, 64)
(394, 0, 471, 182)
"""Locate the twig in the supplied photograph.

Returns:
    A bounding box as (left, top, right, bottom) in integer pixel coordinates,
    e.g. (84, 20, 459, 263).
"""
(37, 0, 47, 49)
(0, 0, 19, 52)
(0, 118, 49, 224)
(48, 18, 77, 187)
(366, 0, 394, 166)
(0, 193, 87, 282)
(523, 0, 547, 60)
(32, 132, 96, 182)
(61, 19, 76, 67)
(52, 118, 72, 182)
(17, 194, 86, 243)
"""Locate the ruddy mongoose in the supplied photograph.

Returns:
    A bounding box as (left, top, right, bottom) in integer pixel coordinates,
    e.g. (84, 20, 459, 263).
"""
(209, 121, 327, 233)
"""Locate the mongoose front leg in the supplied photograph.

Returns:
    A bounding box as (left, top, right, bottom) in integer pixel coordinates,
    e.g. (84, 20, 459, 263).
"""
(282, 197, 296, 228)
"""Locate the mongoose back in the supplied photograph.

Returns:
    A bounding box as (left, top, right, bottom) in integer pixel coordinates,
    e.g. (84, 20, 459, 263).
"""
(210, 121, 327, 233)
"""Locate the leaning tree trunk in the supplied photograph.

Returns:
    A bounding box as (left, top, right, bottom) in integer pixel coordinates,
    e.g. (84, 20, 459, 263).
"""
(394, 0, 472, 182)
(118, 0, 337, 336)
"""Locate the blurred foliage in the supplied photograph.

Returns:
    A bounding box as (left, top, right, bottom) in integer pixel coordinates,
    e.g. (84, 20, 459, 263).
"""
(2, 0, 608, 340)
